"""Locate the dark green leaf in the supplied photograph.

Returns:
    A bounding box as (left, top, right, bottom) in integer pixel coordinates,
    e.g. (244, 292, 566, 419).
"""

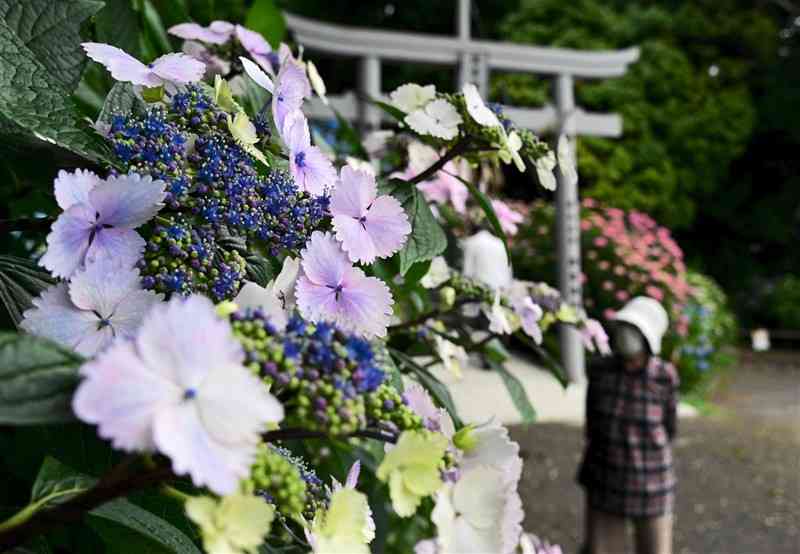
(332, 107, 369, 160)
(88, 499, 202, 554)
(245, 255, 276, 288)
(96, 82, 146, 129)
(7, 537, 51, 554)
(0, 2, 111, 162)
(488, 359, 537, 424)
(245, 0, 286, 48)
(149, 0, 190, 30)
(0, 255, 56, 327)
(0, 0, 103, 90)
(446, 171, 510, 257)
(0, 332, 83, 425)
(95, 0, 141, 58)
(515, 333, 569, 389)
(31, 457, 94, 508)
(402, 259, 432, 288)
(380, 179, 447, 274)
(388, 348, 462, 428)
(141, 0, 173, 56)
(369, 99, 405, 122)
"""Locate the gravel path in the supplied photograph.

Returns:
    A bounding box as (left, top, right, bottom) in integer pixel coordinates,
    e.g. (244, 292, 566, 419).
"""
(511, 350, 800, 554)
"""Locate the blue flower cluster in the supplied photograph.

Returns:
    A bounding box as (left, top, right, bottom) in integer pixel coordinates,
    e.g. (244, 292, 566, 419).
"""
(108, 86, 329, 300)
(230, 310, 419, 435)
(138, 215, 246, 301)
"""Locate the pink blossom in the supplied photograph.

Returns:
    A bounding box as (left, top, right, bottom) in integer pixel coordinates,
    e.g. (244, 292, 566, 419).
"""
(593, 236, 608, 247)
(646, 285, 664, 301)
(491, 199, 525, 236)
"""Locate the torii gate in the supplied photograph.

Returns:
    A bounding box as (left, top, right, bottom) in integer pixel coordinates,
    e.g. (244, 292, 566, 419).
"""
(285, 1, 639, 381)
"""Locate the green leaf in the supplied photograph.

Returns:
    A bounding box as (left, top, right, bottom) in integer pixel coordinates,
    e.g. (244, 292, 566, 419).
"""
(88, 499, 202, 554)
(245, 255, 276, 288)
(515, 333, 569, 389)
(31, 457, 94, 508)
(0, 332, 83, 425)
(446, 172, 510, 257)
(244, 0, 286, 48)
(369, 98, 405, 122)
(402, 259, 432, 288)
(388, 348, 462, 428)
(0, 2, 111, 162)
(488, 359, 537, 424)
(96, 82, 146, 129)
(0, 0, 104, 90)
(380, 179, 447, 274)
(95, 0, 141, 58)
(7, 537, 51, 554)
(141, 0, 173, 56)
(0, 255, 55, 327)
(331, 107, 369, 160)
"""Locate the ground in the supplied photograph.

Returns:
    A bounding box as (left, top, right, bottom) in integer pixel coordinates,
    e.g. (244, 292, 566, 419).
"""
(512, 350, 800, 554)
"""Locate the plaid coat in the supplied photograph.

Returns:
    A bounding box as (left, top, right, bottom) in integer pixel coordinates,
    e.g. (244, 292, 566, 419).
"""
(578, 355, 679, 518)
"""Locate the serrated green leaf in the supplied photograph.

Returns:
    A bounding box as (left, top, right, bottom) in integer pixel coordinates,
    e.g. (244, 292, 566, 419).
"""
(31, 457, 94, 508)
(245, 0, 286, 48)
(488, 359, 537, 424)
(0, 255, 56, 327)
(380, 179, 447, 274)
(0, 332, 83, 425)
(0, 4, 111, 162)
(245, 255, 277, 288)
(96, 82, 146, 129)
(0, 0, 104, 90)
(88, 499, 202, 554)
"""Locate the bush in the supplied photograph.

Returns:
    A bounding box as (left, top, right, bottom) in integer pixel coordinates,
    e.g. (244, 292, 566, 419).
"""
(512, 199, 737, 392)
(765, 274, 800, 330)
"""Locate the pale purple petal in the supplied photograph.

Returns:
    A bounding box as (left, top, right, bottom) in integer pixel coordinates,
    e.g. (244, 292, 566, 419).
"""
(39, 204, 94, 278)
(492, 200, 525, 236)
(73, 326, 116, 358)
(514, 297, 543, 344)
(151, 53, 207, 84)
(168, 22, 232, 44)
(73, 340, 178, 451)
(197, 365, 284, 445)
(293, 145, 336, 197)
(53, 169, 100, 210)
(136, 295, 244, 390)
(153, 401, 256, 495)
(282, 109, 310, 151)
(403, 383, 441, 429)
(345, 460, 361, 489)
(184, 42, 230, 77)
(68, 258, 141, 316)
(273, 61, 310, 132)
(209, 20, 235, 35)
(295, 276, 341, 325)
(84, 228, 145, 270)
(235, 25, 271, 55)
(240, 56, 274, 93)
(337, 267, 393, 337)
(82, 43, 160, 87)
(21, 283, 97, 351)
(330, 166, 375, 217)
(91, 174, 165, 228)
(331, 168, 410, 263)
(298, 231, 349, 287)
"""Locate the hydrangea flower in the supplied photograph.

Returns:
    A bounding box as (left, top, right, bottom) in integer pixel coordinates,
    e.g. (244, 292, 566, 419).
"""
(433, 335, 469, 378)
(227, 111, 268, 166)
(429, 465, 524, 554)
(405, 99, 462, 140)
(82, 43, 205, 87)
(308, 488, 374, 554)
(390, 83, 437, 113)
(283, 111, 337, 196)
(483, 292, 514, 335)
(40, 171, 165, 279)
(233, 257, 300, 330)
(496, 130, 526, 172)
(376, 430, 448, 517)
(72, 295, 284, 495)
(420, 257, 451, 289)
(398, 142, 469, 214)
(235, 25, 274, 71)
(513, 296, 544, 344)
(457, 422, 521, 480)
(185, 493, 275, 554)
(295, 232, 393, 337)
(21, 260, 161, 356)
(520, 534, 564, 554)
(492, 200, 525, 236)
(169, 21, 234, 44)
(535, 150, 557, 191)
(330, 166, 411, 263)
(462, 83, 501, 128)
(403, 383, 454, 438)
(241, 56, 311, 135)
(581, 318, 611, 355)
(182, 41, 230, 77)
